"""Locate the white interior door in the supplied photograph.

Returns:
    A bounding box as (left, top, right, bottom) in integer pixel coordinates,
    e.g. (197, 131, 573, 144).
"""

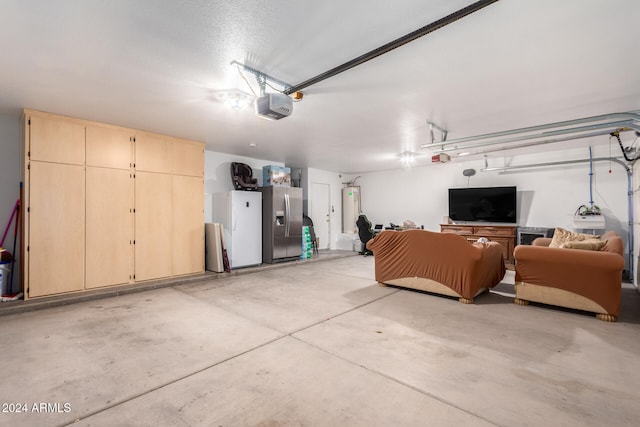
(311, 182, 330, 250)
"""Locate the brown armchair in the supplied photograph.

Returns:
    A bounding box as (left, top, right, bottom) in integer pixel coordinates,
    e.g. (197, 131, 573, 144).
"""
(513, 231, 625, 321)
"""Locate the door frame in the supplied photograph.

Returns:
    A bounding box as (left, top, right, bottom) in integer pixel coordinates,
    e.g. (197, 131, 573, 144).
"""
(310, 182, 331, 250)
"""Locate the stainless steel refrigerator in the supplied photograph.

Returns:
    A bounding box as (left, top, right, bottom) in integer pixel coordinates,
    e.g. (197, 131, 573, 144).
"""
(260, 186, 303, 263)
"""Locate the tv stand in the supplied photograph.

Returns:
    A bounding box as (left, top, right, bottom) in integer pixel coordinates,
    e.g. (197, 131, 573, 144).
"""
(440, 224, 517, 267)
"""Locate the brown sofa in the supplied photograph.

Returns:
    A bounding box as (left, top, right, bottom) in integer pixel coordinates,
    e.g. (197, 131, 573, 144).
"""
(366, 229, 506, 303)
(513, 231, 625, 321)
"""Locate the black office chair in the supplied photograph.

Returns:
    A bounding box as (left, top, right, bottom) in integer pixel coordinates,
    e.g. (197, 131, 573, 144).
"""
(303, 215, 319, 255)
(230, 162, 258, 191)
(356, 214, 375, 256)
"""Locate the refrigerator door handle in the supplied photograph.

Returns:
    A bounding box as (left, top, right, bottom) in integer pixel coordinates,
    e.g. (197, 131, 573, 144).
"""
(285, 192, 290, 237)
(232, 207, 236, 231)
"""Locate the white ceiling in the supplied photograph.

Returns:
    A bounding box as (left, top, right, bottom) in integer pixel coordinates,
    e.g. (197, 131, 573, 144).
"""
(1, 0, 639, 173)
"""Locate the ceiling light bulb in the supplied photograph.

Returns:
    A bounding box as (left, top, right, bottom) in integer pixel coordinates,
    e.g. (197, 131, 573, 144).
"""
(400, 151, 416, 165)
(226, 94, 252, 110)
(219, 90, 254, 111)
(228, 97, 248, 110)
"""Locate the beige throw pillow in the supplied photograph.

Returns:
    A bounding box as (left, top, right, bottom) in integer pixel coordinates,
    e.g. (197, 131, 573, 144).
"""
(548, 227, 600, 248)
(560, 239, 607, 251)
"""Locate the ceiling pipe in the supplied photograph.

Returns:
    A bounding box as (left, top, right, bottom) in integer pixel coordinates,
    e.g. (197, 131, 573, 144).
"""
(283, 0, 499, 95)
(454, 129, 617, 157)
(480, 156, 628, 173)
(431, 120, 636, 153)
(421, 112, 640, 149)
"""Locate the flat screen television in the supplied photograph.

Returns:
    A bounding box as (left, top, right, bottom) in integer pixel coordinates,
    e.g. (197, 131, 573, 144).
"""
(448, 186, 517, 223)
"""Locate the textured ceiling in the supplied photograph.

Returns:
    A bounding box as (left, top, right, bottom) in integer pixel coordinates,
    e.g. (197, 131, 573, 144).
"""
(1, 0, 639, 173)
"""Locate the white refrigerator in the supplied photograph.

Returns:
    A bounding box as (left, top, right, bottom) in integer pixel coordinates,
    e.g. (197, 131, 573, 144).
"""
(213, 191, 262, 268)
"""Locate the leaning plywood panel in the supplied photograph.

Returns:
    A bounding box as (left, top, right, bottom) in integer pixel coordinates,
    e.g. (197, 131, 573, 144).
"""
(135, 171, 172, 281)
(27, 112, 85, 165)
(86, 167, 134, 288)
(172, 175, 204, 276)
(28, 161, 85, 297)
(205, 223, 224, 273)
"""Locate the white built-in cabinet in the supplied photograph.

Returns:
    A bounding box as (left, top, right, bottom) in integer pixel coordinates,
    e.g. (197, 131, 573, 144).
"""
(22, 110, 204, 299)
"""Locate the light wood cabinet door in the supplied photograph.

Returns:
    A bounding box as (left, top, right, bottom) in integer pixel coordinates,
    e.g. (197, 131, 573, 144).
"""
(28, 161, 85, 297)
(86, 167, 134, 288)
(135, 134, 172, 173)
(135, 171, 172, 281)
(172, 175, 204, 276)
(28, 114, 85, 165)
(172, 140, 204, 177)
(86, 125, 133, 169)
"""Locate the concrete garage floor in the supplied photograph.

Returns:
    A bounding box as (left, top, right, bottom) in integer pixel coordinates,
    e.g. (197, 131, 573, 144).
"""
(1, 254, 640, 426)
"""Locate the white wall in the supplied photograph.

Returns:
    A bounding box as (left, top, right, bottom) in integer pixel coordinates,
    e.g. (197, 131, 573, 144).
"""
(350, 144, 632, 273)
(305, 167, 344, 250)
(204, 154, 345, 250)
(3, 110, 635, 283)
(204, 151, 284, 223)
(0, 114, 21, 293)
